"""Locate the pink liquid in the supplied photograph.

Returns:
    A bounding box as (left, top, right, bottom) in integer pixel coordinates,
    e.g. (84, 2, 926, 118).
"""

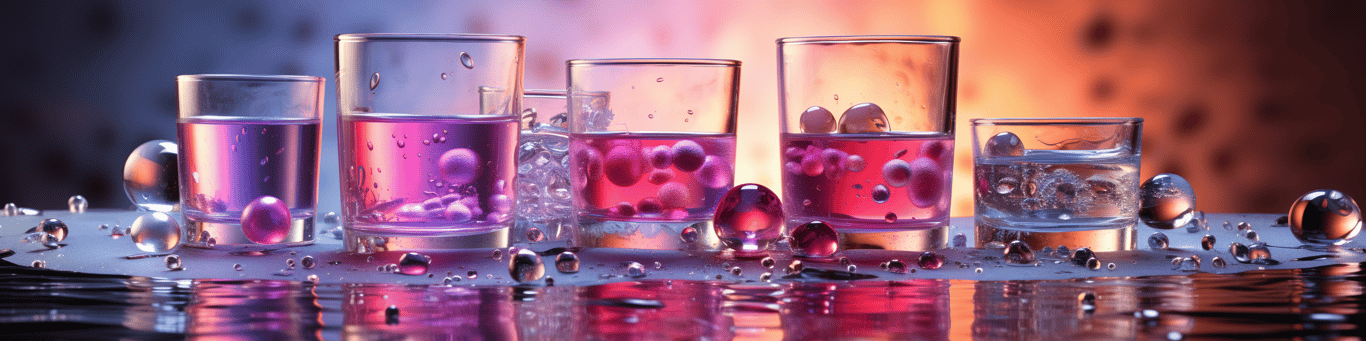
(570, 132, 736, 221)
(339, 114, 518, 234)
(781, 133, 954, 230)
(177, 118, 321, 223)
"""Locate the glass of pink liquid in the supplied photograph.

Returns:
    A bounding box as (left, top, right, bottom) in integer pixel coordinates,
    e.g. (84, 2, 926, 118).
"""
(568, 59, 741, 250)
(176, 74, 324, 249)
(336, 34, 525, 252)
(778, 36, 961, 237)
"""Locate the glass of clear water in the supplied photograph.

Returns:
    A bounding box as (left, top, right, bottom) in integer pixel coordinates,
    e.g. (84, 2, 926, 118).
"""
(971, 118, 1144, 231)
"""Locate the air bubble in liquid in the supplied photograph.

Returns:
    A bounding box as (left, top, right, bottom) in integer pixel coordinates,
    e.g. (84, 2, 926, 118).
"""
(881, 159, 912, 188)
(871, 185, 890, 203)
(123, 140, 180, 212)
(671, 140, 706, 172)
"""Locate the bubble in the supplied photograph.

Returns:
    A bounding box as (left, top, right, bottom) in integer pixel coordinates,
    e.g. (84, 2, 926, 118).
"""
(974, 267, 984, 274)
(610, 202, 637, 217)
(920, 140, 951, 165)
(984, 132, 1024, 157)
(917, 251, 945, 270)
(492, 248, 504, 260)
(730, 267, 743, 276)
(760, 272, 773, 282)
(385, 305, 400, 325)
(323, 212, 339, 225)
(787, 260, 805, 274)
(761, 257, 776, 268)
(1004, 240, 1036, 264)
(713, 184, 785, 254)
(680, 226, 700, 243)
(397, 252, 431, 275)
(123, 140, 180, 212)
(370, 73, 380, 90)
(508, 247, 545, 283)
(526, 227, 545, 242)
(1139, 174, 1198, 229)
(604, 145, 647, 187)
(1107, 262, 1117, 270)
(800, 106, 837, 133)
(1289, 189, 1362, 245)
(1237, 222, 1250, 230)
(1245, 230, 1259, 241)
(440, 73, 448, 80)
(658, 182, 692, 209)
(1071, 247, 1096, 266)
(32, 260, 45, 268)
(844, 154, 866, 172)
(68, 195, 88, 213)
(459, 52, 473, 69)
(301, 256, 316, 269)
(877, 160, 912, 189)
(870, 185, 891, 203)
(467, 270, 478, 279)
(34, 219, 69, 242)
(1195, 234, 1216, 251)
(1148, 232, 1170, 250)
(165, 255, 183, 270)
(443, 276, 460, 285)
(791, 220, 838, 258)
(906, 158, 944, 208)
(837, 103, 889, 133)
(953, 233, 968, 248)
(648, 145, 673, 169)
(555, 251, 580, 273)
(438, 148, 481, 185)
(1211, 257, 1226, 269)
(1247, 244, 1274, 264)
(286, 258, 297, 269)
(671, 140, 706, 172)
(1229, 242, 1250, 263)
(995, 177, 1020, 195)
(626, 262, 647, 278)
(884, 213, 898, 223)
(306, 274, 319, 283)
(885, 259, 908, 273)
(3, 203, 16, 216)
(241, 196, 291, 245)
(131, 212, 181, 253)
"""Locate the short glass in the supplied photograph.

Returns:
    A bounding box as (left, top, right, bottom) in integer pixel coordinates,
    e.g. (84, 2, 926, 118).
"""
(336, 34, 524, 252)
(513, 90, 574, 244)
(177, 74, 324, 249)
(971, 118, 1144, 231)
(778, 35, 960, 232)
(568, 59, 740, 249)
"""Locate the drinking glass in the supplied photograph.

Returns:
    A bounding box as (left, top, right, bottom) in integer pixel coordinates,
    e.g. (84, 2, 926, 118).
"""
(177, 74, 324, 249)
(336, 34, 524, 252)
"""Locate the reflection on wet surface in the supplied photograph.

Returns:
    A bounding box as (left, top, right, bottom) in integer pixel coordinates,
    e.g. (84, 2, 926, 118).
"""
(1, 261, 1360, 340)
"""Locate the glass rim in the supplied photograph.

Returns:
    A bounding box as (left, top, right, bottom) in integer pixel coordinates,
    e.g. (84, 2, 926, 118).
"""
(970, 117, 1143, 126)
(177, 74, 323, 83)
(334, 33, 525, 43)
(777, 35, 960, 45)
(524, 89, 567, 97)
(567, 58, 741, 67)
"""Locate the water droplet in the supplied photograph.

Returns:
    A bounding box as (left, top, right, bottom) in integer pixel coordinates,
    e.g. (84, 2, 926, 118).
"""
(526, 227, 545, 242)
(123, 140, 180, 212)
(1139, 173, 1198, 229)
(837, 103, 889, 133)
(844, 154, 866, 172)
(799, 106, 836, 133)
(438, 148, 481, 185)
(3, 203, 16, 216)
(131, 212, 181, 252)
(974, 267, 984, 274)
(1107, 262, 1117, 270)
(791, 221, 838, 258)
(233, 264, 243, 271)
(323, 212, 339, 225)
(1247, 243, 1274, 264)
(870, 184, 891, 203)
(1201, 234, 1216, 250)
(67, 195, 88, 213)
(492, 248, 504, 260)
(918, 251, 945, 269)
(397, 252, 431, 275)
(760, 272, 772, 282)
(32, 260, 45, 268)
(301, 256, 316, 269)
(443, 276, 461, 285)
(713, 184, 785, 255)
(1237, 222, 1250, 230)
(440, 73, 448, 80)
(626, 262, 647, 278)
(760, 257, 775, 268)
(34, 219, 69, 242)
(1229, 242, 1250, 263)
(984, 132, 1024, 157)
(1071, 247, 1096, 265)
(680, 226, 700, 243)
(885, 259, 908, 273)
(396, 140, 406, 148)
(306, 274, 319, 283)
(509, 247, 545, 283)
(385, 305, 400, 325)
(165, 255, 182, 270)
(1086, 257, 1102, 270)
(555, 251, 580, 273)
(459, 52, 474, 69)
(953, 233, 968, 248)
(1245, 230, 1259, 241)
(1211, 257, 1226, 269)
(787, 260, 805, 274)
(1004, 240, 1036, 264)
(1148, 232, 1170, 250)
(1289, 189, 1362, 245)
(241, 196, 291, 245)
(884, 213, 897, 223)
(369, 72, 381, 90)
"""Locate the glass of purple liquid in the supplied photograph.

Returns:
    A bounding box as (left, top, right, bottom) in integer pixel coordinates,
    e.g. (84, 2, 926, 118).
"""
(177, 74, 324, 249)
(336, 34, 524, 252)
(777, 36, 960, 250)
(568, 59, 740, 250)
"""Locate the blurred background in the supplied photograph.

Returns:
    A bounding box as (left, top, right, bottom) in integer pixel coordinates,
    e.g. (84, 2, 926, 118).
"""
(1, 0, 1362, 218)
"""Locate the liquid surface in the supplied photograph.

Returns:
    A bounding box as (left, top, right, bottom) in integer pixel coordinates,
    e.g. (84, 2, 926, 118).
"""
(975, 150, 1141, 231)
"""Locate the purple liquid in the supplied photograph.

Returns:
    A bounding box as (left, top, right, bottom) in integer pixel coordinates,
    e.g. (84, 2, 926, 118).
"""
(570, 133, 735, 221)
(177, 118, 321, 224)
(339, 114, 518, 234)
(781, 133, 954, 230)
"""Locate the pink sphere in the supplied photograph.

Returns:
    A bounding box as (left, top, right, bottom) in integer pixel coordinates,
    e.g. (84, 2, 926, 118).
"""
(241, 196, 291, 245)
(647, 169, 674, 185)
(800, 152, 824, 177)
(671, 140, 706, 172)
(648, 145, 674, 169)
(695, 155, 732, 188)
(438, 148, 481, 185)
(658, 182, 692, 208)
(882, 159, 912, 187)
(574, 147, 604, 183)
(907, 157, 944, 208)
(604, 145, 646, 187)
(712, 183, 785, 254)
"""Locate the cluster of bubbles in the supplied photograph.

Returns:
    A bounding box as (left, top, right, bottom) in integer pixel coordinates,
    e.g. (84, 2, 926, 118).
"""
(516, 111, 573, 222)
(977, 132, 1132, 219)
(575, 136, 732, 219)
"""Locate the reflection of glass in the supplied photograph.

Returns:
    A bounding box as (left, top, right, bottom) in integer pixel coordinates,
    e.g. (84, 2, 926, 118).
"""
(186, 280, 323, 339)
(778, 36, 959, 232)
(580, 281, 729, 339)
(971, 118, 1143, 231)
(341, 284, 516, 339)
(783, 280, 950, 339)
(335, 34, 524, 252)
(176, 74, 323, 249)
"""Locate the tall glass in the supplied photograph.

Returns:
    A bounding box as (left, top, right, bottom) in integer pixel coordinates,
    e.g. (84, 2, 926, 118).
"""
(568, 59, 740, 250)
(177, 74, 323, 249)
(778, 36, 959, 237)
(336, 34, 524, 252)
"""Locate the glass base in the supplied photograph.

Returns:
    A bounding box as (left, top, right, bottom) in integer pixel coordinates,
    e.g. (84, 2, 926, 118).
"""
(343, 225, 509, 253)
(183, 217, 315, 250)
(838, 225, 951, 251)
(577, 216, 721, 251)
(975, 221, 1136, 252)
(512, 218, 577, 247)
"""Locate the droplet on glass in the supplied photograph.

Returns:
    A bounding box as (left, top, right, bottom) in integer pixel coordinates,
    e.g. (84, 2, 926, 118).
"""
(306, 274, 319, 283)
(760, 272, 773, 282)
(713, 184, 785, 255)
(165, 255, 183, 270)
(241, 196, 291, 245)
(1247, 243, 1275, 265)
(438, 148, 481, 185)
(3, 203, 16, 216)
(626, 262, 647, 278)
(984, 132, 1024, 157)
(996, 177, 1020, 194)
(68, 195, 88, 213)
(884, 213, 897, 223)
(301, 256, 316, 269)
(1201, 234, 1216, 250)
(884, 259, 908, 273)
(397, 252, 431, 275)
(791, 221, 838, 258)
(871, 185, 890, 203)
(730, 267, 743, 276)
(123, 140, 180, 212)
(131, 212, 181, 253)
(1245, 230, 1259, 241)
(1211, 257, 1226, 269)
(1107, 262, 1117, 270)
(1229, 242, 1250, 263)
(799, 106, 837, 133)
(1139, 173, 1197, 229)
(837, 103, 889, 133)
(508, 247, 545, 283)
(460, 52, 473, 69)
(467, 270, 478, 279)
(555, 251, 580, 273)
(526, 227, 545, 242)
(233, 264, 243, 271)
(917, 251, 945, 270)
(787, 260, 805, 274)
(370, 72, 380, 90)
(1148, 232, 1169, 250)
(440, 73, 448, 80)
(286, 258, 296, 269)
(492, 248, 504, 260)
(1289, 189, 1363, 246)
(655, 77, 664, 82)
(760, 257, 775, 268)
(32, 260, 45, 268)
(1086, 258, 1102, 270)
(1004, 240, 1035, 264)
(1071, 247, 1096, 266)
(680, 226, 699, 243)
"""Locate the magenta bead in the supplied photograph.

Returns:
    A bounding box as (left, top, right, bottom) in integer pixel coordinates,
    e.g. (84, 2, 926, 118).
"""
(907, 157, 944, 208)
(713, 183, 785, 254)
(658, 182, 691, 209)
(695, 155, 732, 189)
(240, 196, 291, 245)
(791, 220, 838, 258)
(604, 145, 646, 187)
(637, 197, 664, 214)
(575, 148, 604, 183)
(919, 141, 950, 165)
(648, 145, 673, 169)
(671, 140, 706, 172)
(882, 159, 912, 187)
(917, 251, 945, 270)
(438, 148, 481, 185)
(647, 169, 674, 185)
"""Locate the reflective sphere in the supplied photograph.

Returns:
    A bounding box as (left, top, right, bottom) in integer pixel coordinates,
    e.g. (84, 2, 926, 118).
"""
(984, 132, 1024, 157)
(799, 106, 837, 133)
(397, 252, 431, 275)
(35, 219, 69, 242)
(1139, 173, 1197, 229)
(791, 221, 838, 258)
(1289, 189, 1362, 246)
(713, 183, 785, 255)
(241, 196, 291, 245)
(123, 140, 180, 212)
(837, 103, 889, 133)
(438, 148, 482, 185)
(508, 247, 545, 283)
(130, 212, 181, 253)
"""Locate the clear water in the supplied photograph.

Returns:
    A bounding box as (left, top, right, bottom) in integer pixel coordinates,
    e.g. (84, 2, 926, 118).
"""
(782, 133, 955, 230)
(975, 150, 1141, 231)
(569, 132, 736, 221)
(177, 118, 321, 224)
